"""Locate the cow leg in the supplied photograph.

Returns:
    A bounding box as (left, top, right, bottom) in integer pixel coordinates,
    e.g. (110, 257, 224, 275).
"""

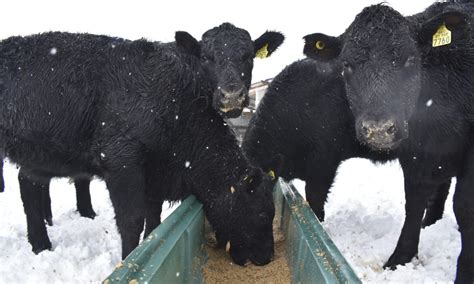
(19, 169, 52, 254)
(144, 198, 163, 238)
(305, 158, 339, 222)
(0, 158, 4, 193)
(384, 176, 431, 269)
(422, 179, 450, 228)
(106, 169, 145, 259)
(74, 177, 96, 219)
(41, 187, 53, 226)
(453, 156, 474, 283)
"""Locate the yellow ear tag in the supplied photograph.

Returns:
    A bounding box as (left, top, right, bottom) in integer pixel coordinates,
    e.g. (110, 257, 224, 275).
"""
(432, 22, 451, 48)
(268, 170, 276, 180)
(315, 40, 325, 50)
(256, 43, 269, 59)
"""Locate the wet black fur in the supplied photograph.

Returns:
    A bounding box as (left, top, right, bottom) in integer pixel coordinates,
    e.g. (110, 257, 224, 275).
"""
(8, 23, 284, 229)
(242, 59, 447, 227)
(0, 28, 279, 265)
(303, 2, 474, 282)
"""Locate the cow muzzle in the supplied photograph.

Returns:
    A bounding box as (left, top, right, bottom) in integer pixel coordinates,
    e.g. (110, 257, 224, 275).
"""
(357, 119, 407, 150)
(215, 88, 248, 118)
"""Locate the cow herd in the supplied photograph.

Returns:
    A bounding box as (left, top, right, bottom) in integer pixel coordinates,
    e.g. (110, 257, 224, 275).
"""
(0, 1, 473, 282)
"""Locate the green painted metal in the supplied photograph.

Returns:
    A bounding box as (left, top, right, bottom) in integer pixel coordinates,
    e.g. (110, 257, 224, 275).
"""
(275, 180, 361, 284)
(104, 179, 361, 284)
(104, 196, 206, 284)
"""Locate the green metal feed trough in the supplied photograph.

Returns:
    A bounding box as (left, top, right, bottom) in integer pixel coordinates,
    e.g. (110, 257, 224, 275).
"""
(104, 180, 361, 283)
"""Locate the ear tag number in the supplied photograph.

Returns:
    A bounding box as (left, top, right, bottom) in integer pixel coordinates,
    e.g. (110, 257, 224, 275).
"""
(256, 43, 269, 59)
(432, 23, 451, 47)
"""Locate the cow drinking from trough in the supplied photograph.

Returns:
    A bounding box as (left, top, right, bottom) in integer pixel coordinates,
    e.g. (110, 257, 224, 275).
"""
(0, 23, 284, 264)
(303, 2, 474, 282)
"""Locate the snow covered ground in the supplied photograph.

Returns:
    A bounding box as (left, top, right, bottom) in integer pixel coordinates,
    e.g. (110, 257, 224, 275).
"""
(0, 158, 460, 282)
(294, 159, 460, 283)
(0, 160, 179, 282)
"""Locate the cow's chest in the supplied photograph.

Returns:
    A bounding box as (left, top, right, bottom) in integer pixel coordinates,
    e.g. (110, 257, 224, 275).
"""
(399, 109, 469, 181)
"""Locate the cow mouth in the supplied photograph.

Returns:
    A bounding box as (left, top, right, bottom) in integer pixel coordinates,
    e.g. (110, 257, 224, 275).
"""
(249, 252, 274, 266)
(364, 139, 402, 152)
(219, 107, 243, 118)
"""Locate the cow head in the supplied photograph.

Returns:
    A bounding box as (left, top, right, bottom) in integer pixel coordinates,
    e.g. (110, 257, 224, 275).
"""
(303, 3, 470, 151)
(226, 157, 282, 266)
(176, 23, 284, 118)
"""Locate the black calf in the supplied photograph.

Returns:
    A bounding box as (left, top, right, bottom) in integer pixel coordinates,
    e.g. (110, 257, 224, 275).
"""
(1, 24, 283, 264)
(303, 2, 474, 282)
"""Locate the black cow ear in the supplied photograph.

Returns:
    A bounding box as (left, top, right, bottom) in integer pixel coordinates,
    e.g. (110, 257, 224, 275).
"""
(175, 31, 200, 57)
(254, 31, 285, 59)
(417, 10, 470, 48)
(303, 33, 341, 61)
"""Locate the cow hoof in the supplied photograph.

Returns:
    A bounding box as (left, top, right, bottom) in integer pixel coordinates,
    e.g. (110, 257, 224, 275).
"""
(32, 240, 52, 254)
(45, 217, 53, 226)
(383, 253, 416, 270)
(79, 209, 96, 219)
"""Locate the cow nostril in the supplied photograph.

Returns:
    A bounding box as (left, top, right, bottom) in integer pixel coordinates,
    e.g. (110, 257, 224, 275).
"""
(386, 125, 396, 135)
(362, 125, 370, 137)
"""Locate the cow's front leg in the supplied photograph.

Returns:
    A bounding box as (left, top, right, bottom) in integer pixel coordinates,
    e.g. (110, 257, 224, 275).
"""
(453, 153, 474, 283)
(19, 169, 52, 253)
(144, 198, 164, 238)
(384, 175, 431, 269)
(106, 168, 145, 259)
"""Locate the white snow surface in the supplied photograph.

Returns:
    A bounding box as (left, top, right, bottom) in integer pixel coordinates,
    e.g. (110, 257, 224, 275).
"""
(294, 158, 460, 283)
(0, 158, 461, 282)
(0, 160, 179, 282)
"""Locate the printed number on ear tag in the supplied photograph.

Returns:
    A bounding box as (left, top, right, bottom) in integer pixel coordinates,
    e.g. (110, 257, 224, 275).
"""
(432, 23, 451, 48)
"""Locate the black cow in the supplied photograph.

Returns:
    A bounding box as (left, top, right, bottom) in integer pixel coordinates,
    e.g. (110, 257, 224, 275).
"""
(5, 23, 283, 230)
(303, 2, 474, 282)
(1, 23, 284, 264)
(242, 58, 449, 228)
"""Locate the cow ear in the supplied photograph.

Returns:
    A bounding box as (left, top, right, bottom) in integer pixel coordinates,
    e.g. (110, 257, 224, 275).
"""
(303, 33, 341, 61)
(417, 10, 470, 48)
(175, 31, 201, 57)
(254, 31, 285, 59)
